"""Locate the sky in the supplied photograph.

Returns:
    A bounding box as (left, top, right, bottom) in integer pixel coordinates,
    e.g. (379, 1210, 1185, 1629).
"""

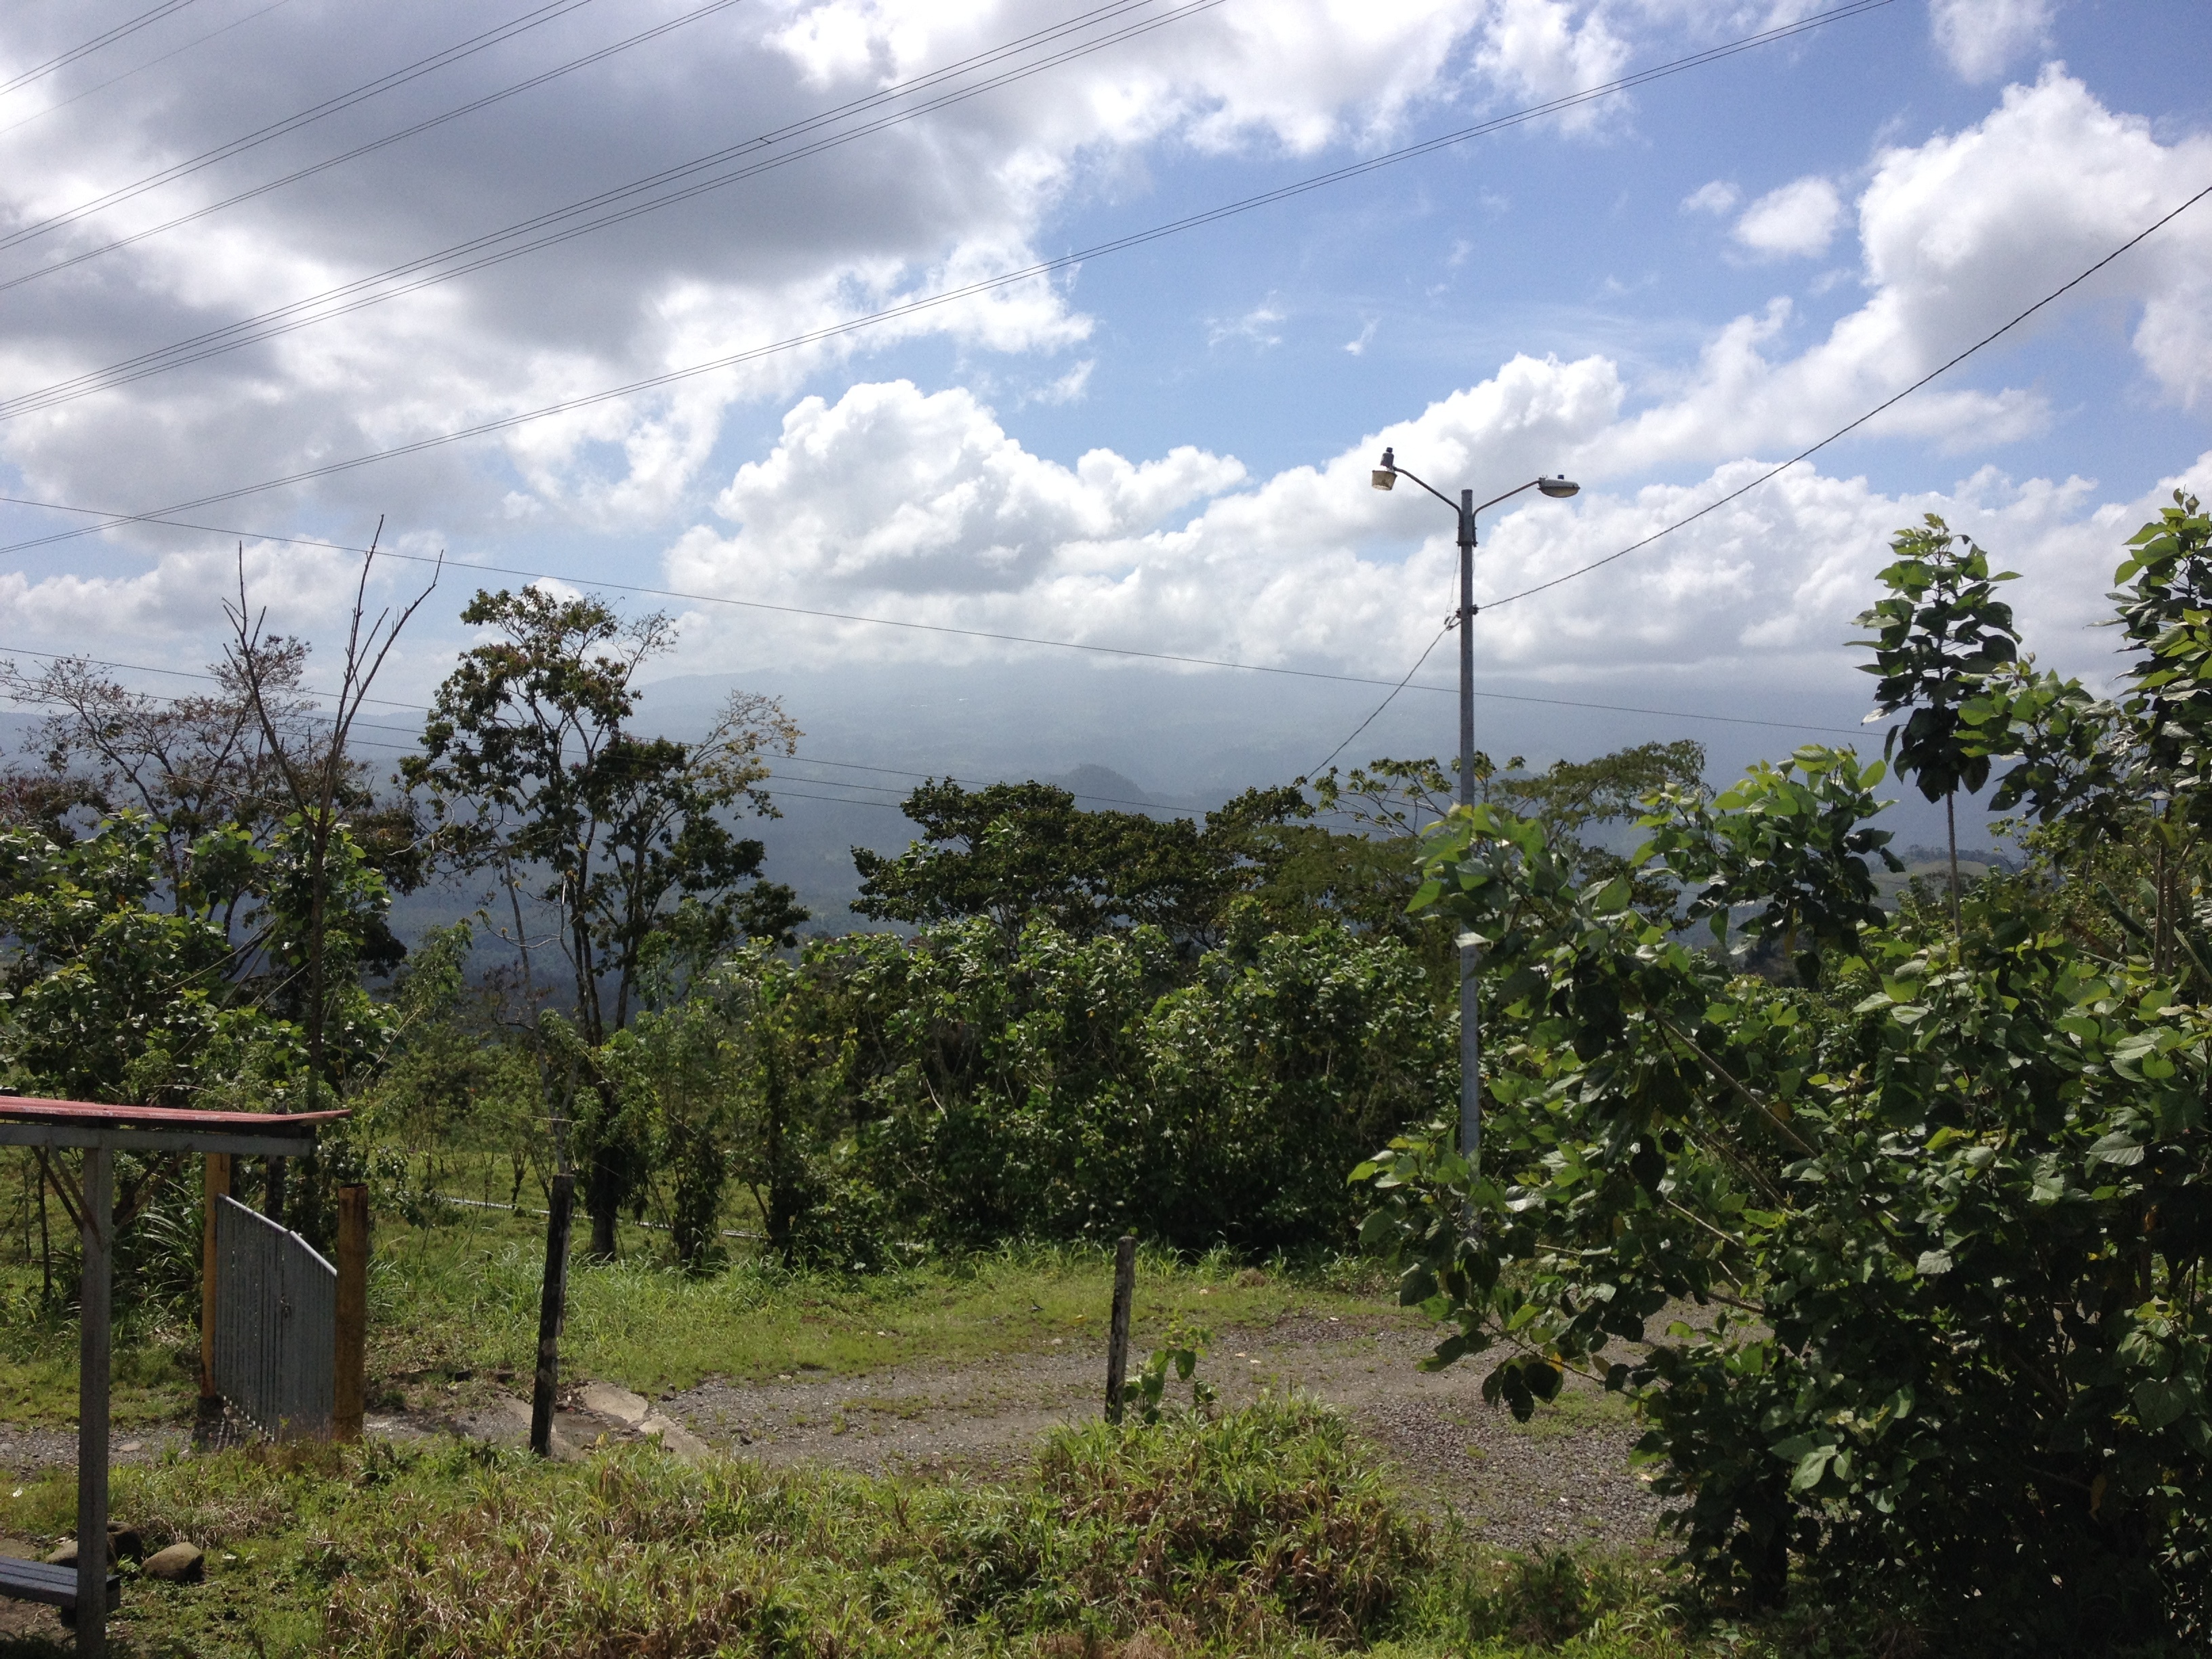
(0, 0, 2209, 897)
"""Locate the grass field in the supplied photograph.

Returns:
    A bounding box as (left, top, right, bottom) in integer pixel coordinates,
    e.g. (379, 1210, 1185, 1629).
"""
(0, 1399, 1892, 1659)
(0, 1185, 1936, 1656)
(0, 1194, 1406, 1427)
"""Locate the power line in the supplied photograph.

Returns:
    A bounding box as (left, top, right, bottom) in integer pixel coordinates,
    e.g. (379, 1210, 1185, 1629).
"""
(0, 642, 1213, 813)
(0, 0, 1222, 412)
(0, 0, 298, 143)
(1292, 178, 2212, 776)
(0, 1, 202, 101)
(1483, 179, 2212, 611)
(0, 0, 751, 296)
(0, 0, 1183, 308)
(0, 0, 606, 255)
(0, 0, 1895, 527)
(0, 537, 1867, 736)
(1306, 623, 1450, 778)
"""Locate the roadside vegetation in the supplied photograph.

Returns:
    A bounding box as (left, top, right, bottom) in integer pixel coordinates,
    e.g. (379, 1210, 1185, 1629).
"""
(1, 1401, 1914, 1659)
(0, 499, 2206, 1652)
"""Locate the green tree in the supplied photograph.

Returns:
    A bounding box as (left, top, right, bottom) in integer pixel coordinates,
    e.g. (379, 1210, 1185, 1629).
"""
(403, 586, 802, 1254)
(852, 778, 1305, 948)
(1854, 515, 2021, 926)
(1352, 506, 2212, 1643)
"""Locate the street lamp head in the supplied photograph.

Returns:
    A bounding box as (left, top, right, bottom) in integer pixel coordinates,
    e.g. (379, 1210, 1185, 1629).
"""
(1537, 474, 1580, 499)
(1370, 447, 1396, 491)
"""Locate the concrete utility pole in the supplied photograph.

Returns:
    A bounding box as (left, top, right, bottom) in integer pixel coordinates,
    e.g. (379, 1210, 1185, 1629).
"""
(1371, 451, 1578, 1171)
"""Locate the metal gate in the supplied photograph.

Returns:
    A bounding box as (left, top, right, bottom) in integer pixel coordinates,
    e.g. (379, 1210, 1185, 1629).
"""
(211, 1195, 335, 1440)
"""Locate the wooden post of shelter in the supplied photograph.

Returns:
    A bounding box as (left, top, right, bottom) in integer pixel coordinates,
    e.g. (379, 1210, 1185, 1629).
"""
(76, 1147, 110, 1657)
(1105, 1235, 1136, 1425)
(334, 1185, 368, 1441)
(200, 1152, 230, 1412)
(0, 1098, 346, 1658)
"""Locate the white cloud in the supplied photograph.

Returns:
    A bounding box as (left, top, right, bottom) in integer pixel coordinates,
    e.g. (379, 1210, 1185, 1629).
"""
(1210, 303, 1288, 351)
(643, 68, 2212, 691)
(1681, 180, 1740, 216)
(1345, 319, 1379, 355)
(1732, 176, 1843, 259)
(0, 0, 1502, 533)
(1929, 0, 2055, 83)
(1472, 0, 1632, 132)
(1024, 360, 1095, 407)
(653, 363, 2205, 702)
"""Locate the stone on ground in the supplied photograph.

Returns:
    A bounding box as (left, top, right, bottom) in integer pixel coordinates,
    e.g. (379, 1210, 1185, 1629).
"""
(143, 1542, 203, 1583)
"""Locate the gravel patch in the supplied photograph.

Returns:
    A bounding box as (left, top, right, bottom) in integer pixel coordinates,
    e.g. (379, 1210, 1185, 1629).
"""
(0, 1308, 1679, 1557)
(657, 1309, 1673, 1553)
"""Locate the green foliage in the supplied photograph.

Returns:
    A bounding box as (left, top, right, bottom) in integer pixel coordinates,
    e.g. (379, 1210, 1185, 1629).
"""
(403, 587, 802, 1251)
(1126, 1319, 1216, 1424)
(599, 960, 759, 1271)
(1354, 501, 2212, 1645)
(2112, 491, 2212, 826)
(750, 913, 1451, 1258)
(1854, 515, 2020, 805)
(852, 775, 1309, 948)
(1641, 745, 1902, 983)
(0, 809, 398, 1107)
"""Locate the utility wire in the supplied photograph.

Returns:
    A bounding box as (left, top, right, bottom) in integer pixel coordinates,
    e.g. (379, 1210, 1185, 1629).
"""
(0, 641, 1213, 813)
(0, 0, 1221, 412)
(0, 0, 1894, 514)
(0, 0, 750, 295)
(0, 0, 606, 254)
(0, 0, 299, 142)
(0, 537, 1866, 737)
(1305, 623, 1450, 778)
(1483, 179, 2212, 611)
(0, 0, 202, 101)
(1294, 177, 2212, 776)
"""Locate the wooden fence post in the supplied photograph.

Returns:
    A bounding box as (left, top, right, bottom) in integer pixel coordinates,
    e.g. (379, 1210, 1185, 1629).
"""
(1105, 1235, 1136, 1425)
(333, 1185, 368, 1442)
(529, 1171, 575, 1458)
(200, 1153, 230, 1412)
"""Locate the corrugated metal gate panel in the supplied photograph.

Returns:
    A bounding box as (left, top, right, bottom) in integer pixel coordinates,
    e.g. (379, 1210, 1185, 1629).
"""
(211, 1195, 335, 1441)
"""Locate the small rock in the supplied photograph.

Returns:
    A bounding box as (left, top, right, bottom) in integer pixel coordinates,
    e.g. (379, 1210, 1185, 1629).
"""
(45, 1534, 116, 1568)
(144, 1542, 204, 1584)
(108, 1525, 144, 1563)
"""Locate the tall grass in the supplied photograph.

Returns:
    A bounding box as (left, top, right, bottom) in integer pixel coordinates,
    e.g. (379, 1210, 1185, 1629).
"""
(0, 1400, 1912, 1658)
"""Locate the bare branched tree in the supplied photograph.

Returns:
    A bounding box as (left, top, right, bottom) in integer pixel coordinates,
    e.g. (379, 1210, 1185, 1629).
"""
(224, 526, 441, 1141)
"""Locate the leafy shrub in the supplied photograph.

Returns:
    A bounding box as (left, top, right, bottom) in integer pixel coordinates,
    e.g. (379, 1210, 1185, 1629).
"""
(1355, 499, 2212, 1647)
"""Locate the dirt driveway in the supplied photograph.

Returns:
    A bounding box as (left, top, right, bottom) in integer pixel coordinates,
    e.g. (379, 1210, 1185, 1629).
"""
(0, 1311, 1672, 1559)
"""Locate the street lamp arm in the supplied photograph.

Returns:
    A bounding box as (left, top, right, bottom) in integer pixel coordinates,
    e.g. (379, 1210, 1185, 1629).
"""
(1382, 460, 1461, 514)
(1473, 479, 1544, 516)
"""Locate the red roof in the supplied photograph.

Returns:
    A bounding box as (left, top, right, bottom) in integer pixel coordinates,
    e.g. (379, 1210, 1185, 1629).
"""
(0, 1097, 347, 1133)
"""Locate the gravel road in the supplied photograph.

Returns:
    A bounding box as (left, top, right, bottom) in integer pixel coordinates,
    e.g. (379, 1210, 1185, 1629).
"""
(0, 1309, 1673, 1557)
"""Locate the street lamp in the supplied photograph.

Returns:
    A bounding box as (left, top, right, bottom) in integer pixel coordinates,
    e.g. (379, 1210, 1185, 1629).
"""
(1370, 445, 1578, 1172)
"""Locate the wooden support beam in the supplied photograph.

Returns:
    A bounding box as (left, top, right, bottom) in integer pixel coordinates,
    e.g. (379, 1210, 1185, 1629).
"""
(77, 1147, 111, 1659)
(201, 1153, 230, 1406)
(334, 1185, 367, 1441)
